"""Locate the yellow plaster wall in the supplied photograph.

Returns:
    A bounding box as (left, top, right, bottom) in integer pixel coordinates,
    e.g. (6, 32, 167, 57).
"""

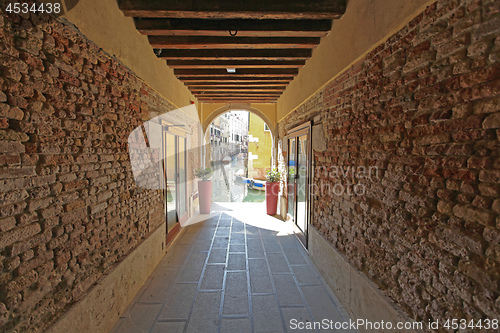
(277, 0, 435, 120)
(62, 0, 194, 109)
(248, 113, 273, 179)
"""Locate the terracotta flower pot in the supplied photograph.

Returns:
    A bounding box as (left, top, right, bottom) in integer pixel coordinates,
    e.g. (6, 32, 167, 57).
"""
(266, 181, 279, 215)
(198, 180, 212, 214)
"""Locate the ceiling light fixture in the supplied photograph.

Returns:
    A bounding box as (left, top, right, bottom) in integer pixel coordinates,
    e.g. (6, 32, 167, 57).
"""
(226, 68, 236, 73)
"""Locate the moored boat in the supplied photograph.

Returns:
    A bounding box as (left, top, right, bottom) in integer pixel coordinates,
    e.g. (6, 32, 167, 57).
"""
(241, 177, 266, 191)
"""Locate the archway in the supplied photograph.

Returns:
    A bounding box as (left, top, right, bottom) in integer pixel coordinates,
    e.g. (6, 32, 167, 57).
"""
(205, 107, 276, 203)
(201, 103, 277, 140)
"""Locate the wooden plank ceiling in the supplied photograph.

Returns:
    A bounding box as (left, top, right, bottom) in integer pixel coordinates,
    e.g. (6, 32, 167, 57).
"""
(118, 1, 346, 103)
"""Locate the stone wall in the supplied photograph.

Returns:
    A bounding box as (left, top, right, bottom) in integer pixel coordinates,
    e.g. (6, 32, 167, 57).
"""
(0, 7, 191, 332)
(279, 0, 499, 327)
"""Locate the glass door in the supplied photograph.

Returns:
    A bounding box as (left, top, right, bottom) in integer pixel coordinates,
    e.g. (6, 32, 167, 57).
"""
(287, 123, 311, 248)
(164, 132, 177, 233)
(296, 135, 308, 235)
(163, 129, 188, 243)
(177, 136, 188, 223)
(287, 137, 296, 222)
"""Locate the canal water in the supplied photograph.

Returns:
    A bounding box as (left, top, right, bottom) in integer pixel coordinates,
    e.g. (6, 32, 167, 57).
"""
(211, 157, 265, 203)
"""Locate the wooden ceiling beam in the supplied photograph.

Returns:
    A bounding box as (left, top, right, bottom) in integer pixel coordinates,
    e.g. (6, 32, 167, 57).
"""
(193, 91, 282, 95)
(167, 60, 305, 69)
(198, 96, 278, 100)
(175, 68, 298, 77)
(149, 36, 320, 49)
(199, 100, 277, 103)
(157, 49, 312, 60)
(198, 96, 278, 99)
(178, 76, 294, 82)
(119, 0, 346, 19)
(195, 96, 282, 100)
(189, 87, 286, 91)
(197, 98, 280, 102)
(135, 18, 332, 37)
(185, 82, 288, 87)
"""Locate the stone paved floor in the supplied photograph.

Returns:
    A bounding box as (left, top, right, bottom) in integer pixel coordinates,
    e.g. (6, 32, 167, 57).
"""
(111, 203, 358, 333)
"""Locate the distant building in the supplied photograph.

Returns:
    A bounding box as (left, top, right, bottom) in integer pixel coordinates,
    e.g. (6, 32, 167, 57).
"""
(247, 113, 273, 180)
(208, 111, 248, 163)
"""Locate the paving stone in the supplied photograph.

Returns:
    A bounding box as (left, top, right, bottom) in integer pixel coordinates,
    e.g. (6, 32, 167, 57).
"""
(281, 307, 315, 333)
(273, 274, 304, 306)
(262, 235, 283, 253)
(229, 244, 246, 253)
(223, 271, 249, 315)
(278, 235, 299, 248)
(158, 283, 197, 320)
(111, 211, 357, 333)
(291, 265, 320, 285)
(247, 238, 265, 258)
(260, 229, 278, 236)
(152, 321, 186, 333)
(111, 318, 143, 333)
(178, 252, 207, 282)
(200, 264, 225, 290)
(192, 239, 212, 252)
(230, 233, 246, 245)
(178, 231, 198, 245)
(164, 243, 192, 265)
(138, 269, 177, 303)
(216, 227, 230, 237)
(208, 248, 228, 264)
(185, 223, 204, 233)
(212, 236, 230, 248)
(282, 245, 307, 265)
(248, 259, 273, 294)
(220, 317, 252, 333)
(218, 219, 232, 227)
(127, 303, 162, 332)
(246, 225, 261, 238)
(231, 222, 245, 233)
(227, 253, 246, 270)
(155, 257, 183, 272)
(251, 294, 284, 333)
(198, 227, 217, 240)
(205, 216, 220, 225)
(186, 291, 222, 333)
(267, 253, 290, 273)
(300, 285, 344, 324)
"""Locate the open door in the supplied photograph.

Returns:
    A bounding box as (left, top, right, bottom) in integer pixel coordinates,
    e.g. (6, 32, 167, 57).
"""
(287, 123, 311, 248)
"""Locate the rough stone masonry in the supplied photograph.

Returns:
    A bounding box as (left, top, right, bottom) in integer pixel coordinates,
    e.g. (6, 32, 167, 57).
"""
(279, 0, 499, 330)
(0, 3, 186, 331)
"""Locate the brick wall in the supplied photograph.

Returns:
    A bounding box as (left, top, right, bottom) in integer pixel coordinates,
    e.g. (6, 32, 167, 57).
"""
(0, 7, 189, 332)
(279, 0, 499, 327)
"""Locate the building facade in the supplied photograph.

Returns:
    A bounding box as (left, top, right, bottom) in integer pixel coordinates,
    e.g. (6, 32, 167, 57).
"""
(247, 113, 274, 180)
(208, 111, 248, 163)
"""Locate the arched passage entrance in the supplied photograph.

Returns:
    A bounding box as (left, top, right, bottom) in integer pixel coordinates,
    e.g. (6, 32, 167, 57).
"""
(204, 105, 277, 203)
(201, 103, 278, 167)
(201, 103, 277, 139)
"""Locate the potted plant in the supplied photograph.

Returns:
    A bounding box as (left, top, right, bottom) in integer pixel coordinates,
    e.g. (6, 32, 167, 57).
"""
(196, 167, 213, 214)
(265, 168, 281, 215)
